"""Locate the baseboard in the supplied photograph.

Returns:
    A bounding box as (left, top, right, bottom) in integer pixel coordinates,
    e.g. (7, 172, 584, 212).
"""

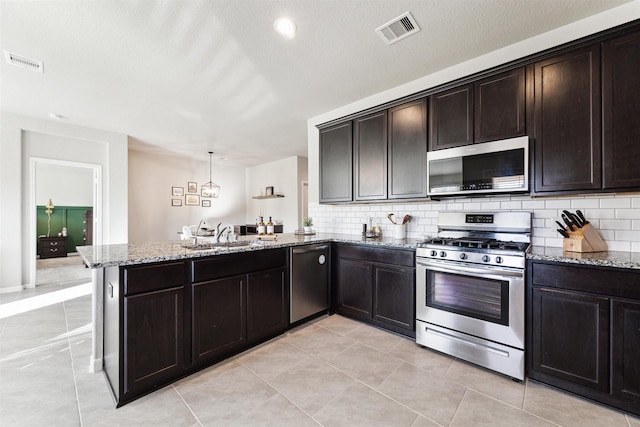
(89, 355, 103, 373)
(0, 285, 24, 294)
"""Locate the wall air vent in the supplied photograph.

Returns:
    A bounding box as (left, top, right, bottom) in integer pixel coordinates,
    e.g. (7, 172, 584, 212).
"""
(4, 51, 44, 73)
(375, 12, 420, 45)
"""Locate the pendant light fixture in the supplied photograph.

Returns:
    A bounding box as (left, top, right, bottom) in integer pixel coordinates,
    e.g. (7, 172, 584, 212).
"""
(201, 151, 220, 198)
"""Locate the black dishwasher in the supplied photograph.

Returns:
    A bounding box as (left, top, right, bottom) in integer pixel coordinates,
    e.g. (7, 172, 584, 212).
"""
(290, 244, 329, 323)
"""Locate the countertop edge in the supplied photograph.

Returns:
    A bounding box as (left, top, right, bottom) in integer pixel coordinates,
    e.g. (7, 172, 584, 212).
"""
(76, 234, 420, 269)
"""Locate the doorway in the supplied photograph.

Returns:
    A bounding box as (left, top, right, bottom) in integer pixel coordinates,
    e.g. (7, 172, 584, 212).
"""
(28, 158, 102, 288)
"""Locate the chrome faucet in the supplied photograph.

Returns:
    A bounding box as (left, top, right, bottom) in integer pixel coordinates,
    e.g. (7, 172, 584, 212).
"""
(194, 219, 206, 246)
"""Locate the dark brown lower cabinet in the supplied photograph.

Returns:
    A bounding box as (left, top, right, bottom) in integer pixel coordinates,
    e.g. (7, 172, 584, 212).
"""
(373, 264, 415, 332)
(124, 286, 184, 396)
(334, 244, 415, 337)
(247, 267, 287, 342)
(528, 260, 640, 416)
(192, 275, 246, 365)
(611, 300, 640, 403)
(337, 258, 372, 319)
(531, 287, 609, 392)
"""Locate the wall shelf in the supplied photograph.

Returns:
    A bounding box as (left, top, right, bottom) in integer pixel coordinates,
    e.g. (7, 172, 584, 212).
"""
(252, 194, 285, 199)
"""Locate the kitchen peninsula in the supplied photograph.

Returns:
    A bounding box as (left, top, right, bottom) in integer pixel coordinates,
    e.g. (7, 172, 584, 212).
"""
(77, 233, 419, 406)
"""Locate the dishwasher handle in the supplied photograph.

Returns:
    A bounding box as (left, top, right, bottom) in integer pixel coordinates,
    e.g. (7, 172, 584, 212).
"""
(292, 244, 329, 255)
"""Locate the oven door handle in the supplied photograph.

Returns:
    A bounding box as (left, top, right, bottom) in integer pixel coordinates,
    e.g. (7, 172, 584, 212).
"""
(417, 260, 523, 279)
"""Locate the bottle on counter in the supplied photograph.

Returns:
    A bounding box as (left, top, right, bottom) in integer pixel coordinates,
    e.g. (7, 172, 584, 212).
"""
(258, 216, 266, 235)
(267, 216, 275, 235)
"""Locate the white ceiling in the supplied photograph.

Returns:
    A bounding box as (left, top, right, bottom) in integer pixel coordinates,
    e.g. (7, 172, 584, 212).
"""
(1, 0, 633, 166)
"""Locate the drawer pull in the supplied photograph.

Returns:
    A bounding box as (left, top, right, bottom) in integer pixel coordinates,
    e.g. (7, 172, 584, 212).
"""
(51, 242, 58, 246)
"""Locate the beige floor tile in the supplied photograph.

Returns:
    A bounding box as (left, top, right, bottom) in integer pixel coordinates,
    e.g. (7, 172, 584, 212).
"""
(628, 414, 640, 426)
(327, 341, 403, 387)
(410, 415, 442, 426)
(229, 393, 318, 426)
(180, 364, 277, 425)
(345, 322, 405, 352)
(451, 389, 554, 426)
(386, 338, 454, 376)
(285, 325, 356, 361)
(268, 354, 355, 415)
(314, 381, 419, 427)
(377, 362, 466, 426)
(82, 386, 197, 427)
(444, 359, 526, 408)
(317, 314, 365, 335)
(173, 357, 241, 395)
(524, 380, 630, 426)
(237, 340, 310, 380)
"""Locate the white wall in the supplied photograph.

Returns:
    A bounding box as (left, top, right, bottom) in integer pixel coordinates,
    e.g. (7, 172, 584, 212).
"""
(36, 163, 94, 206)
(307, 2, 640, 253)
(246, 156, 308, 232)
(128, 149, 247, 243)
(0, 112, 128, 292)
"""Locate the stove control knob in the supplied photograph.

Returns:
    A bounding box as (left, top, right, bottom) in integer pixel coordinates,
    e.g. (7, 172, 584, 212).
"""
(459, 253, 467, 260)
(440, 251, 447, 258)
(482, 255, 491, 263)
(430, 250, 438, 257)
(495, 256, 503, 264)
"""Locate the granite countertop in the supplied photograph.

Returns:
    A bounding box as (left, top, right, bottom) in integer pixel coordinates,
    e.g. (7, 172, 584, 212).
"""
(527, 245, 640, 270)
(77, 233, 421, 268)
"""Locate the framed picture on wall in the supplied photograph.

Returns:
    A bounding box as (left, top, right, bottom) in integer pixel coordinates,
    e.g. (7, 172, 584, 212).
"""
(202, 200, 211, 207)
(185, 194, 200, 206)
(187, 182, 197, 193)
(172, 186, 184, 196)
(265, 186, 274, 196)
(171, 199, 182, 206)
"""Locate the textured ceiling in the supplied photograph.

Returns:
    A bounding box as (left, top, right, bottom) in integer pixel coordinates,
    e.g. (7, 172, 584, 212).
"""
(0, 0, 634, 166)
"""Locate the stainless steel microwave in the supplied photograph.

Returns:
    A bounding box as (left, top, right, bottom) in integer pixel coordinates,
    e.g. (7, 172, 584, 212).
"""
(426, 136, 529, 197)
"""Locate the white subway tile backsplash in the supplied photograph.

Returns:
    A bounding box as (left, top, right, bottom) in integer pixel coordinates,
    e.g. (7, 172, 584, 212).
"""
(615, 230, 640, 241)
(617, 209, 640, 219)
(607, 241, 631, 252)
(584, 208, 615, 219)
(600, 198, 631, 208)
(570, 199, 600, 209)
(309, 193, 640, 252)
(545, 199, 570, 209)
(600, 219, 631, 230)
(500, 201, 522, 210)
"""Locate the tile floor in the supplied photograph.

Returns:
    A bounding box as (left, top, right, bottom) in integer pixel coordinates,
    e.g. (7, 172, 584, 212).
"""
(1, 271, 639, 426)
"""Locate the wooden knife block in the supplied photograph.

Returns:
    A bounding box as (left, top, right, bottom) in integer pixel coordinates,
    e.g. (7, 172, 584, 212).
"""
(563, 223, 608, 253)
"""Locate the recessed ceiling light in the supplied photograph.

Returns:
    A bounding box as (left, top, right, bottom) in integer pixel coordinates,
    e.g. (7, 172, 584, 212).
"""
(274, 17, 296, 39)
(49, 113, 65, 120)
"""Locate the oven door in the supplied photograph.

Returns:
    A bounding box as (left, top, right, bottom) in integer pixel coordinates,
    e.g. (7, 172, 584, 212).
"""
(416, 258, 524, 349)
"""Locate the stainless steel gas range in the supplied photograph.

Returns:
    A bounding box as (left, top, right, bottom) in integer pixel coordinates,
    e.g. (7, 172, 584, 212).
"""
(415, 211, 531, 380)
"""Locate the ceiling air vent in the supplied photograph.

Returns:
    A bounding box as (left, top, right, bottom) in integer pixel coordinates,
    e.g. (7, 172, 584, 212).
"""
(4, 51, 44, 73)
(375, 12, 420, 45)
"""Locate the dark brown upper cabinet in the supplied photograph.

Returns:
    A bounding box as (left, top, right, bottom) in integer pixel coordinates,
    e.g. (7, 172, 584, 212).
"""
(603, 30, 640, 190)
(319, 122, 353, 203)
(388, 98, 428, 199)
(429, 68, 525, 150)
(429, 83, 473, 150)
(354, 110, 388, 201)
(474, 68, 526, 143)
(533, 45, 602, 193)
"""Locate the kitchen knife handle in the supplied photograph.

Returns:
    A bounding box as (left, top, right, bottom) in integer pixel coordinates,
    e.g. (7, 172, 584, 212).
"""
(576, 209, 589, 225)
(555, 220, 566, 231)
(557, 228, 569, 238)
(561, 213, 574, 231)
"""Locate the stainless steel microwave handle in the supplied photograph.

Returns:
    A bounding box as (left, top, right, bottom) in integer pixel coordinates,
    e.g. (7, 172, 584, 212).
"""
(416, 260, 524, 279)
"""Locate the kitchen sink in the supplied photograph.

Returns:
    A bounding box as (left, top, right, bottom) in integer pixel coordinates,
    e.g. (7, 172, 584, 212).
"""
(182, 240, 256, 250)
